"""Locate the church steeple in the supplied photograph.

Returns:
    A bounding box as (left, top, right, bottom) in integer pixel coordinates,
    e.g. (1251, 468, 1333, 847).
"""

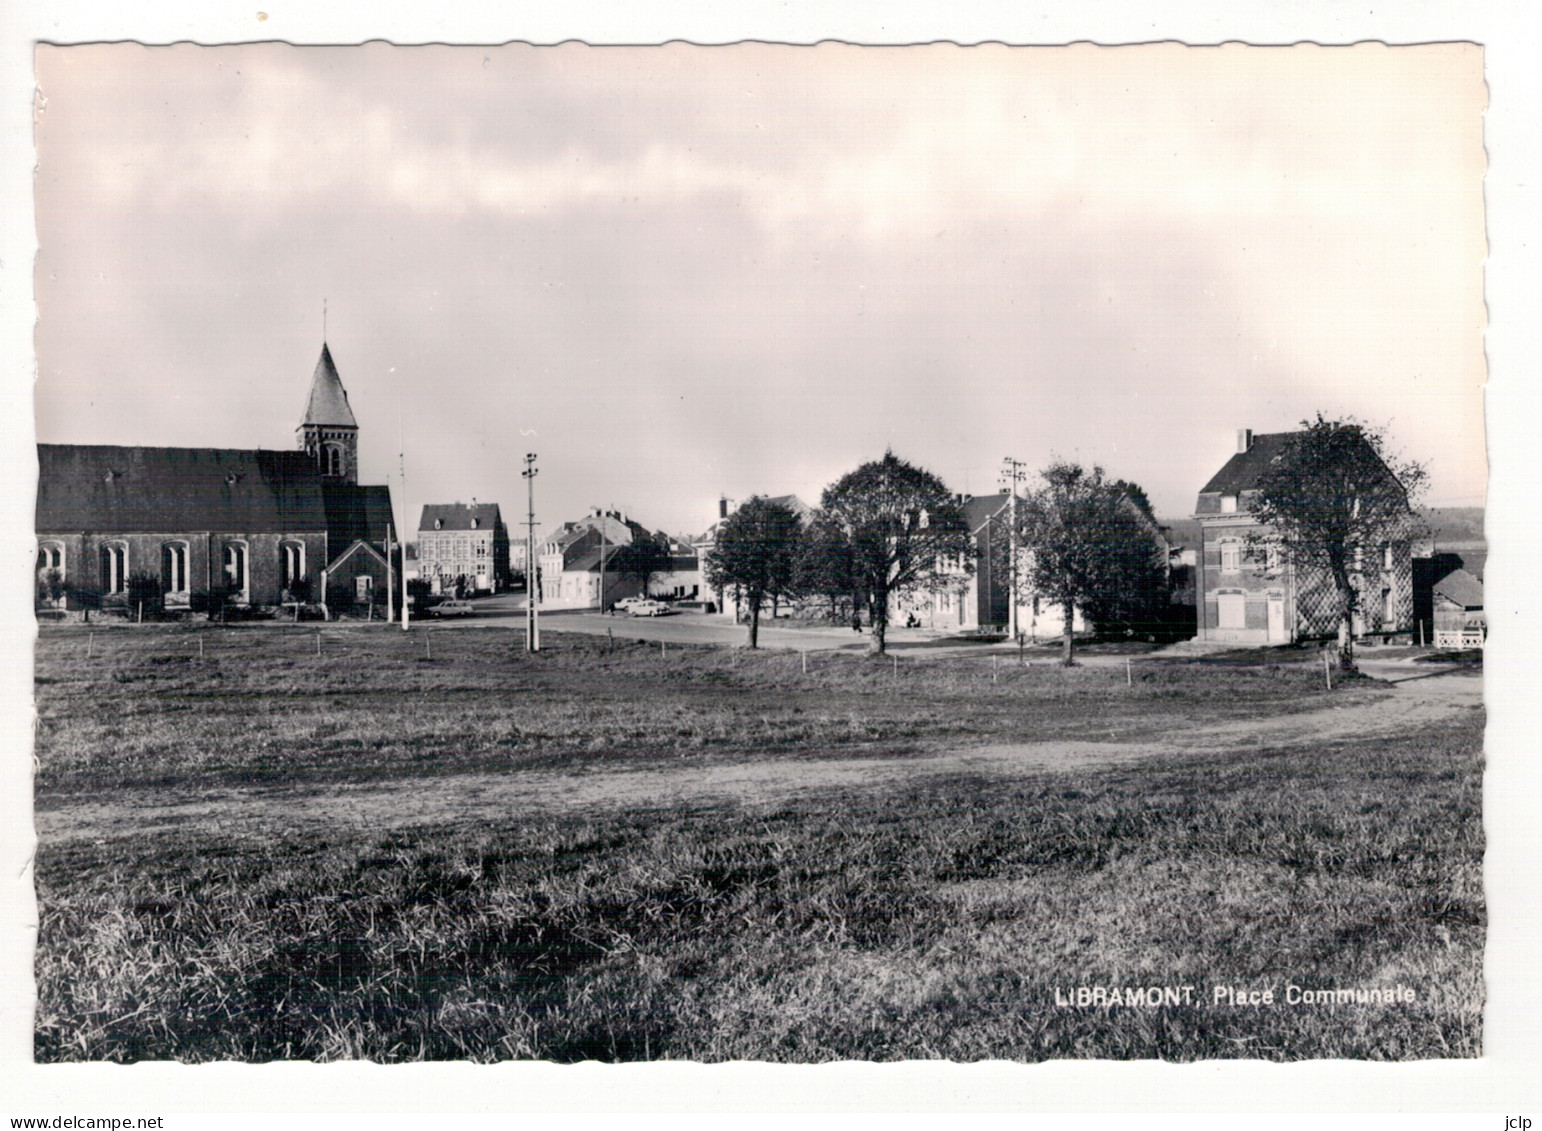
(297, 342, 359, 483)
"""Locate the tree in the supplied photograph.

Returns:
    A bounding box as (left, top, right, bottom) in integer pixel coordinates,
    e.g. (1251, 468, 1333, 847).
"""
(820, 451, 972, 655)
(609, 532, 673, 601)
(1017, 461, 1164, 665)
(1247, 415, 1426, 671)
(796, 511, 858, 622)
(702, 497, 804, 648)
(36, 568, 65, 609)
(125, 572, 163, 620)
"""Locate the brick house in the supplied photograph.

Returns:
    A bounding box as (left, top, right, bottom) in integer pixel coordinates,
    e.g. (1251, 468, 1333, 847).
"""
(36, 343, 397, 617)
(1194, 429, 1413, 645)
(417, 502, 511, 595)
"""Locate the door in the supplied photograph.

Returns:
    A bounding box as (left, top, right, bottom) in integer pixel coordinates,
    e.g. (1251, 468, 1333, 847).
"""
(355, 575, 373, 603)
(1267, 596, 1286, 642)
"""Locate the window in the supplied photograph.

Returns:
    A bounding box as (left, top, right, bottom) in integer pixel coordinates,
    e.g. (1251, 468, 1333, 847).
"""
(1217, 592, 1246, 629)
(1220, 495, 1238, 513)
(37, 542, 65, 576)
(1266, 544, 1281, 571)
(281, 541, 305, 589)
(100, 543, 127, 595)
(323, 443, 344, 476)
(37, 541, 66, 605)
(223, 542, 248, 596)
(161, 542, 189, 597)
(1220, 541, 1241, 572)
(1382, 544, 1394, 571)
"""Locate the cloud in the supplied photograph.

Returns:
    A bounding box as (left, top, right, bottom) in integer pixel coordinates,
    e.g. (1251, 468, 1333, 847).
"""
(33, 42, 1487, 533)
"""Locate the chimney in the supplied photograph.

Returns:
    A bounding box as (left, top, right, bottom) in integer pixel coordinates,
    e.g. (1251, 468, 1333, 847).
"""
(719, 496, 729, 519)
(1237, 429, 1253, 454)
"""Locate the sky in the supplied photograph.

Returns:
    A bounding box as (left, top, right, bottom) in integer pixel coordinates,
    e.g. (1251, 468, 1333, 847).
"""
(32, 42, 1488, 540)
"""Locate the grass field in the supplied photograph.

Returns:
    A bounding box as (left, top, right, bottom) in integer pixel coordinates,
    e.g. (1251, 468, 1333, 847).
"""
(32, 624, 1484, 1062)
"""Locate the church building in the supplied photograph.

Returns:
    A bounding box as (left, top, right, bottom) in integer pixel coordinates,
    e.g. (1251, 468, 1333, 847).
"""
(36, 344, 398, 616)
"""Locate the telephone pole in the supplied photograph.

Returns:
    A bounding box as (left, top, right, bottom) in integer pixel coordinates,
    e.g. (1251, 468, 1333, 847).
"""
(1000, 456, 1029, 641)
(523, 453, 540, 652)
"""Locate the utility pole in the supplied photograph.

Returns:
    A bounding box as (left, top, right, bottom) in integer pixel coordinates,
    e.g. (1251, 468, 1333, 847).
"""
(598, 508, 607, 614)
(399, 406, 410, 631)
(1001, 457, 1028, 641)
(523, 453, 540, 652)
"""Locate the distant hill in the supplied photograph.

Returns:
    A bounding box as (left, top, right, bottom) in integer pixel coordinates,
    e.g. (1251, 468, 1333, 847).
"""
(1159, 517, 1202, 549)
(1158, 506, 1484, 553)
(1422, 506, 1485, 545)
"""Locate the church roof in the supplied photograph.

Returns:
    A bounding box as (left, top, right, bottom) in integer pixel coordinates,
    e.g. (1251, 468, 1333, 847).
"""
(322, 483, 397, 546)
(299, 343, 357, 429)
(36, 444, 330, 534)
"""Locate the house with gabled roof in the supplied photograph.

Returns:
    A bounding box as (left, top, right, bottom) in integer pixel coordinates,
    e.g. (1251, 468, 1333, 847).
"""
(1194, 428, 1413, 644)
(894, 492, 1106, 638)
(36, 343, 398, 617)
(1431, 568, 1485, 648)
(696, 494, 814, 619)
(537, 508, 685, 609)
(417, 502, 510, 595)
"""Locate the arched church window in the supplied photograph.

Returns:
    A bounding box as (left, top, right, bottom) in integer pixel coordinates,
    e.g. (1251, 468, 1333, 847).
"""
(37, 542, 64, 575)
(100, 543, 127, 595)
(161, 542, 190, 598)
(281, 541, 305, 589)
(223, 542, 248, 597)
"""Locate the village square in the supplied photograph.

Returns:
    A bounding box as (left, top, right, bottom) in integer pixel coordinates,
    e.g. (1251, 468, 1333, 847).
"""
(22, 41, 1487, 1069)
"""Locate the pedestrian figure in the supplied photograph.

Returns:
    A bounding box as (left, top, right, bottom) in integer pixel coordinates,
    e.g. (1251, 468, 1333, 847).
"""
(852, 611, 862, 633)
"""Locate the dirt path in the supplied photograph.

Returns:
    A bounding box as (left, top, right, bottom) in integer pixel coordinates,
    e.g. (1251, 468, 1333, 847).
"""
(34, 672, 1483, 846)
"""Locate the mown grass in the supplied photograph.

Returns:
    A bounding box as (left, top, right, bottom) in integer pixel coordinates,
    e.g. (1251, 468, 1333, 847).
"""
(35, 624, 1379, 795)
(32, 623, 1481, 1061)
(34, 722, 1483, 1062)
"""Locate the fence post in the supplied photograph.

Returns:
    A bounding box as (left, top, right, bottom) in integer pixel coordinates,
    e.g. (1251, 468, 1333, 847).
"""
(802, 651, 807, 675)
(1126, 658, 1132, 687)
(1323, 651, 1332, 691)
(316, 632, 321, 657)
(87, 633, 93, 660)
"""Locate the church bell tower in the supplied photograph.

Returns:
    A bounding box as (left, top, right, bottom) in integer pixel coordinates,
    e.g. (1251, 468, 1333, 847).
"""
(296, 342, 359, 483)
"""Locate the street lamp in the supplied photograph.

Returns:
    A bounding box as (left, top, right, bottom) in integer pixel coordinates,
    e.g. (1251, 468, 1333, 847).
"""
(523, 453, 540, 652)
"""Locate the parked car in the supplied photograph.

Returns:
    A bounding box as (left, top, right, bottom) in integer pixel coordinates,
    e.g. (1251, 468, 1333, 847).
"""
(613, 596, 646, 612)
(429, 599, 476, 617)
(627, 599, 670, 617)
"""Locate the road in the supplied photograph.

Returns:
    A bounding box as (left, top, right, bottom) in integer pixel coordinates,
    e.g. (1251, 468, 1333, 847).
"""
(429, 592, 957, 654)
(421, 594, 1482, 679)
